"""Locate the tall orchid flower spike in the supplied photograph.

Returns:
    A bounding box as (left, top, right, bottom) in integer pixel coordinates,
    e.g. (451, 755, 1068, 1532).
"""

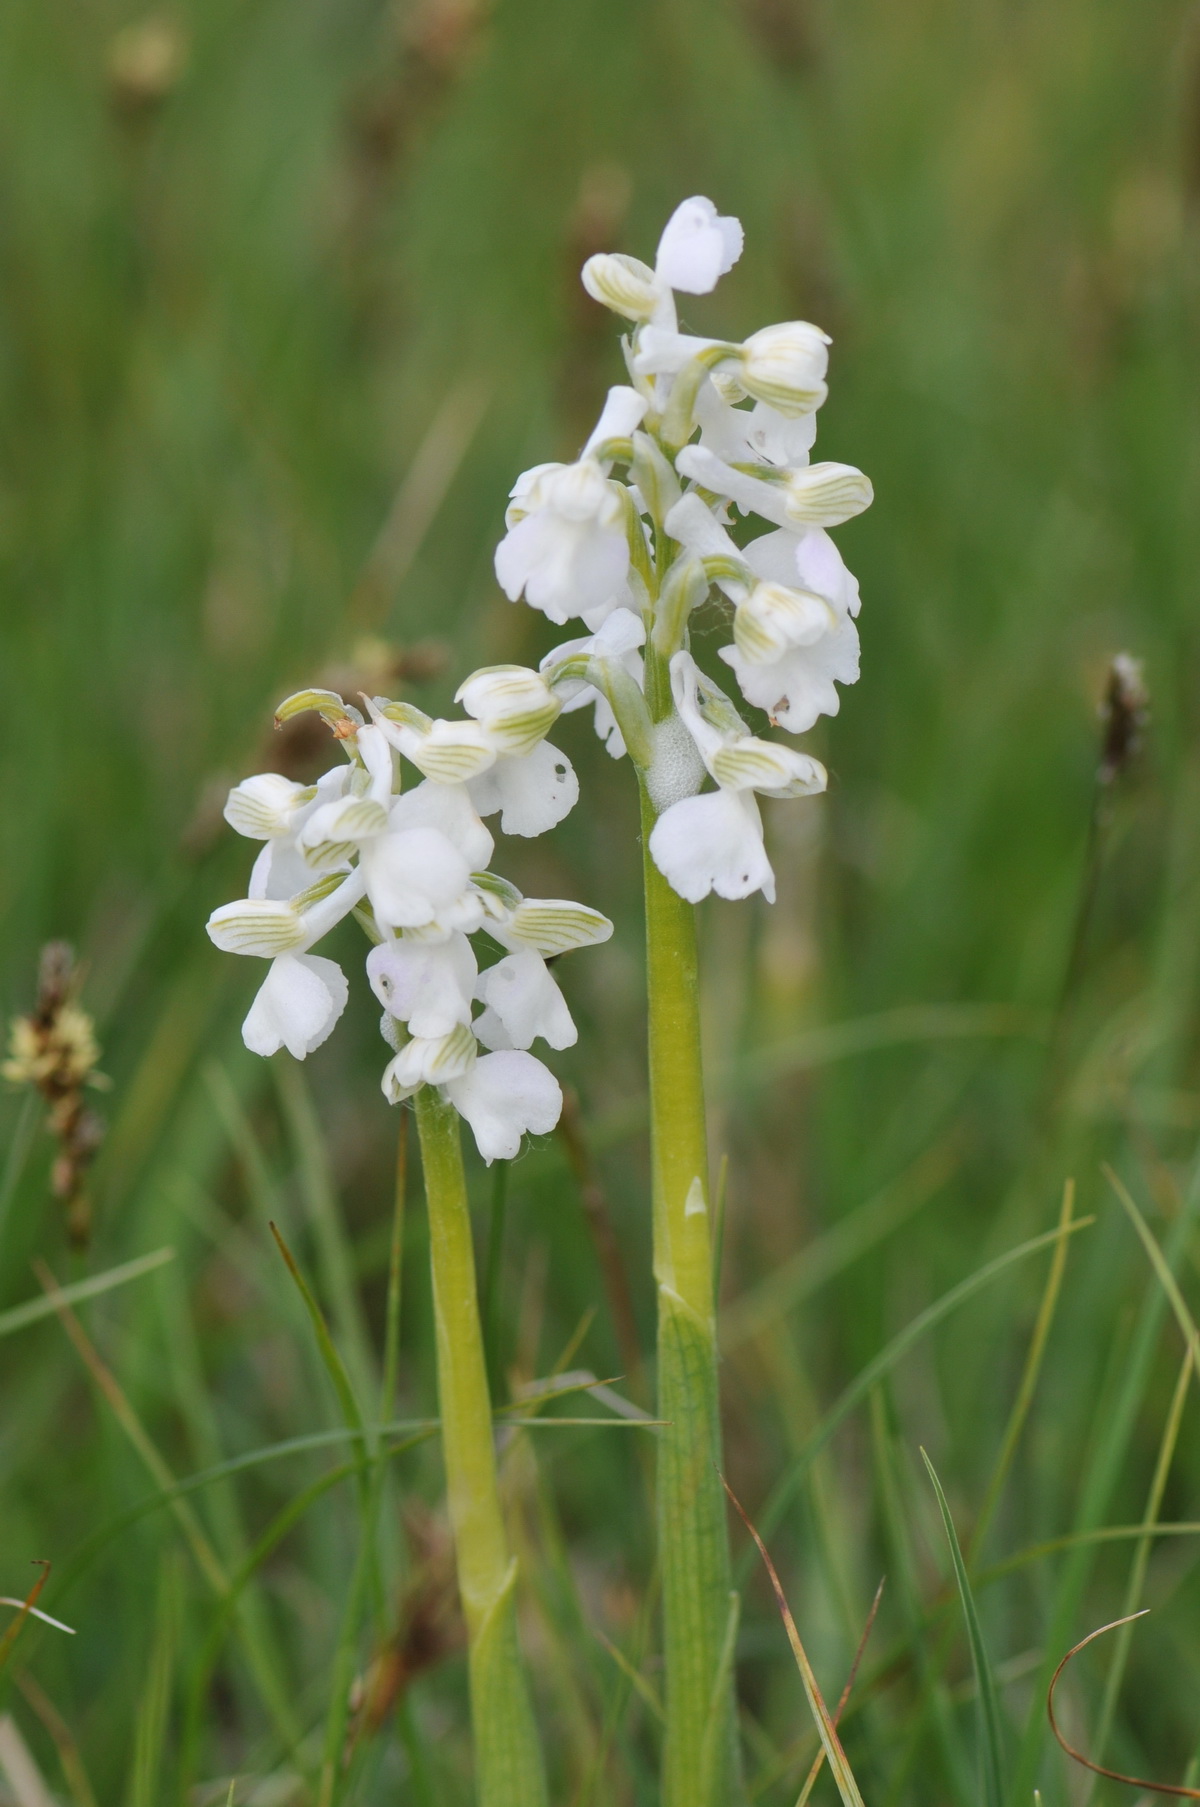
(207, 679, 614, 1807)
(501, 194, 872, 1807)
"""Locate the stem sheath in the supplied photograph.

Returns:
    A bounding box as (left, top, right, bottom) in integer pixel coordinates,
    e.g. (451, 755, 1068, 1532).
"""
(413, 1087, 548, 1807)
(640, 785, 742, 1807)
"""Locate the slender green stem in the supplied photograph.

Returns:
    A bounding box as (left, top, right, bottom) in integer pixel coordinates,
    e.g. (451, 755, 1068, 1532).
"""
(639, 781, 743, 1807)
(413, 1086, 548, 1807)
(482, 1158, 510, 1402)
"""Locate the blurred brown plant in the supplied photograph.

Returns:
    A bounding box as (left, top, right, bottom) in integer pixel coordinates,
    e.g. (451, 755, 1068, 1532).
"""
(2, 944, 107, 1247)
(345, 1506, 463, 1753)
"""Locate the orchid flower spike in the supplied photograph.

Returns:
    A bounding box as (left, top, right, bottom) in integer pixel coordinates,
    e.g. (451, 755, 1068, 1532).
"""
(506, 193, 871, 905)
(207, 683, 612, 1164)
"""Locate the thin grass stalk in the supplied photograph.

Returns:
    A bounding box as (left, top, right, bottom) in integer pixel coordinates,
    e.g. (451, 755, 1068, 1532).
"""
(317, 1118, 412, 1806)
(1089, 1344, 1191, 1793)
(638, 780, 742, 1807)
(413, 1084, 548, 1807)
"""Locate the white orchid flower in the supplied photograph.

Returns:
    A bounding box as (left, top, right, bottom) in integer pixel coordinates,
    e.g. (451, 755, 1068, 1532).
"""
(206, 868, 367, 1059)
(693, 384, 818, 469)
(224, 765, 354, 902)
(455, 666, 562, 754)
(582, 195, 743, 329)
(540, 606, 646, 758)
(635, 319, 828, 419)
(675, 442, 873, 534)
(663, 497, 858, 733)
(718, 527, 861, 732)
(366, 933, 477, 1040)
(493, 387, 647, 628)
(297, 727, 492, 937)
(648, 652, 826, 904)
(443, 1050, 563, 1165)
(364, 700, 497, 787)
(445, 665, 580, 836)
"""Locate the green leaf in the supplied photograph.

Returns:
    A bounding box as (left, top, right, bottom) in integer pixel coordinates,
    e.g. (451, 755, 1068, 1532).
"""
(921, 1449, 1005, 1807)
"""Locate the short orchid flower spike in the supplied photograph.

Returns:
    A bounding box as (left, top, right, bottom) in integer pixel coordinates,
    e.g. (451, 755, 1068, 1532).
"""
(206, 683, 611, 1165)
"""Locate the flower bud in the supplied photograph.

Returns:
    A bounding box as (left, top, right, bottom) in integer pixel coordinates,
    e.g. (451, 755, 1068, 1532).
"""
(581, 252, 661, 322)
(737, 323, 830, 416)
(456, 665, 562, 756)
(733, 583, 837, 664)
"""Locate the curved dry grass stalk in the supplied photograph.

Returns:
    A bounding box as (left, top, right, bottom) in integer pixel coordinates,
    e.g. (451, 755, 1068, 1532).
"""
(1048, 1610, 1200, 1798)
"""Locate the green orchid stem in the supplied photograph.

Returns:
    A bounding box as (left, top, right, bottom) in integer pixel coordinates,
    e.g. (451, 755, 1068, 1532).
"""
(413, 1086, 548, 1807)
(639, 782, 743, 1807)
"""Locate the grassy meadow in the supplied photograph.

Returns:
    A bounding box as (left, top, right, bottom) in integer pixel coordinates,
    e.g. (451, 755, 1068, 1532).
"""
(3, 0, 1200, 1799)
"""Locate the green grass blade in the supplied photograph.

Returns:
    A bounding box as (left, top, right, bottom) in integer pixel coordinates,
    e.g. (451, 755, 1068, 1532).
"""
(0, 1247, 174, 1338)
(921, 1450, 1005, 1807)
(268, 1221, 364, 1442)
(743, 1215, 1093, 1573)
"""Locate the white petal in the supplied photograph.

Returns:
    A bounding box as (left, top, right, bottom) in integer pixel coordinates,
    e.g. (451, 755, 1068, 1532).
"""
(467, 741, 579, 837)
(242, 954, 348, 1059)
(655, 196, 743, 294)
(444, 1051, 563, 1164)
(361, 828, 472, 931)
(248, 839, 320, 902)
(668, 649, 748, 772)
(583, 384, 649, 455)
(791, 527, 862, 619)
(632, 326, 721, 376)
(720, 618, 860, 733)
(663, 492, 741, 562)
(389, 781, 493, 870)
(649, 790, 776, 904)
(494, 506, 629, 624)
(472, 1005, 515, 1051)
(695, 387, 818, 467)
(474, 951, 577, 1051)
(356, 723, 397, 804)
(366, 933, 477, 1039)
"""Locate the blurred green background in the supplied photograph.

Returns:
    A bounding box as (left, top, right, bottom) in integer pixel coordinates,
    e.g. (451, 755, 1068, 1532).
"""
(3, 0, 1200, 1800)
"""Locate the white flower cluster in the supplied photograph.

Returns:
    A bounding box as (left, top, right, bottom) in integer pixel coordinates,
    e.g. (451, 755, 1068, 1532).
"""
(495, 195, 871, 904)
(207, 677, 612, 1163)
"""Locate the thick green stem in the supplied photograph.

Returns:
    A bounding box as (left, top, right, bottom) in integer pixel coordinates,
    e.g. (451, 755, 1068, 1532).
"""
(413, 1087, 548, 1807)
(640, 785, 743, 1807)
